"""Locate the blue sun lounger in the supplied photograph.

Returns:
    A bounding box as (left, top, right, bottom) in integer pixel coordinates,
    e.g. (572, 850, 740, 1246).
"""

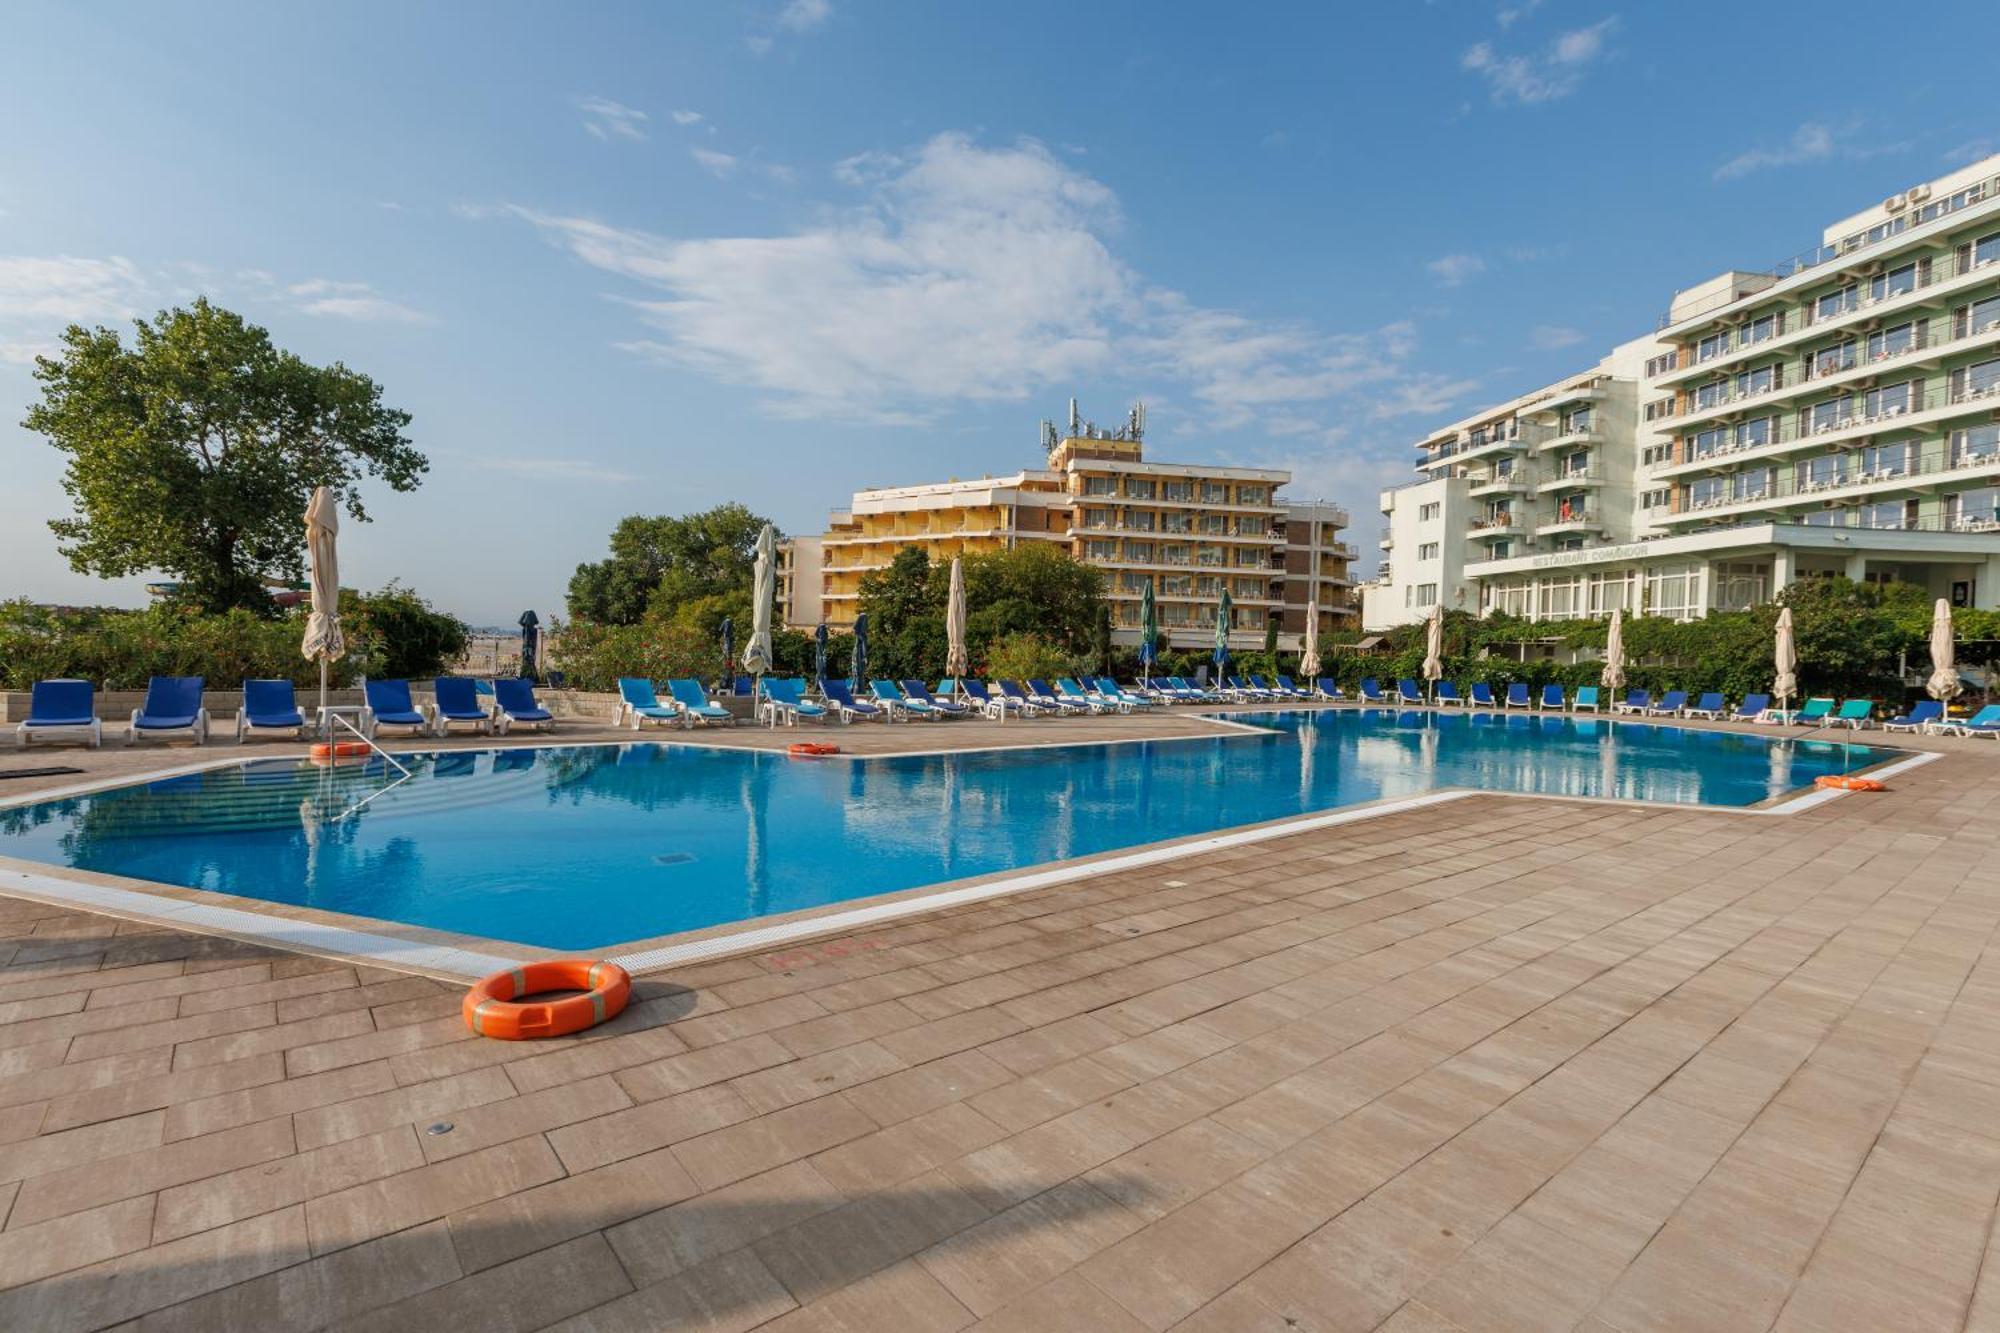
(1397, 679, 1424, 704)
(1435, 682, 1464, 706)
(432, 677, 495, 736)
(820, 680, 884, 722)
(1358, 678, 1387, 703)
(902, 679, 968, 717)
(1830, 699, 1875, 729)
(1732, 693, 1770, 722)
(954, 679, 1010, 719)
(871, 680, 937, 721)
(233, 679, 307, 742)
(1504, 683, 1532, 709)
(127, 675, 209, 746)
(1647, 690, 1688, 717)
(997, 679, 1058, 714)
(1272, 675, 1310, 699)
(1540, 684, 1567, 711)
(363, 679, 428, 739)
(667, 678, 733, 726)
(617, 678, 683, 730)
(1610, 689, 1650, 715)
(1029, 679, 1093, 713)
(14, 679, 101, 749)
(493, 678, 554, 733)
(1952, 704, 2000, 737)
(760, 677, 829, 726)
(1469, 683, 1497, 709)
(1682, 692, 1725, 720)
(1883, 700, 1942, 733)
(1573, 686, 1601, 713)
(1782, 697, 1836, 725)
(1314, 678, 1344, 700)
(1095, 677, 1154, 709)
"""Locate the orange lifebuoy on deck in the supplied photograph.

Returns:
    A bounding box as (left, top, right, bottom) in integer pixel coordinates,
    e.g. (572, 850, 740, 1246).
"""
(463, 960, 631, 1040)
(307, 741, 372, 763)
(1815, 774, 1887, 792)
(787, 742, 840, 757)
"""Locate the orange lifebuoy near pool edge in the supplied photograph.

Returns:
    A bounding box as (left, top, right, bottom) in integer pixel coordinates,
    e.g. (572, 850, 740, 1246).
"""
(1815, 775, 1888, 792)
(463, 959, 631, 1040)
(787, 742, 840, 757)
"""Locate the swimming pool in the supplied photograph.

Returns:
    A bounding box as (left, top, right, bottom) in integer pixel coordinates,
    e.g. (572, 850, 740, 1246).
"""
(0, 711, 1891, 952)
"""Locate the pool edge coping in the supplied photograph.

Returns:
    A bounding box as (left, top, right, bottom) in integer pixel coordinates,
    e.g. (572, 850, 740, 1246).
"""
(0, 746, 1943, 983)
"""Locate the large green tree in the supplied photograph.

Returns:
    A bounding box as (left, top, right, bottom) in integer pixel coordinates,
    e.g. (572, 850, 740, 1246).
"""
(856, 543, 1107, 680)
(23, 299, 424, 613)
(567, 503, 777, 625)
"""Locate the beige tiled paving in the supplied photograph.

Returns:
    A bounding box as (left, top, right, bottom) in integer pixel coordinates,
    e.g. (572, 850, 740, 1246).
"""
(0, 717, 1997, 1328)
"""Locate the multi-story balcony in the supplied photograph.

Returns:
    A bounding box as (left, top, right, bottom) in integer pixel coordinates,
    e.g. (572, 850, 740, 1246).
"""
(1538, 508, 1606, 535)
(1668, 442, 2000, 525)
(1533, 421, 1603, 451)
(1656, 380, 2000, 478)
(1536, 466, 1605, 492)
(1468, 514, 1528, 541)
(1468, 471, 1530, 496)
(1520, 383, 1606, 417)
(1672, 316, 2000, 430)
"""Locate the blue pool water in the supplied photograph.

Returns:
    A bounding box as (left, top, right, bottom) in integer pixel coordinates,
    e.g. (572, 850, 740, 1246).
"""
(0, 711, 1890, 951)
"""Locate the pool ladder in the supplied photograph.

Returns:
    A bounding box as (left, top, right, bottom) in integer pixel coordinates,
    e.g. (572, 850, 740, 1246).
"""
(324, 714, 414, 822)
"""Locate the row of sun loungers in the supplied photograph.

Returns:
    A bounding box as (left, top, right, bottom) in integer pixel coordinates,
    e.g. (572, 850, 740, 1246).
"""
(10, 676, 559, 748)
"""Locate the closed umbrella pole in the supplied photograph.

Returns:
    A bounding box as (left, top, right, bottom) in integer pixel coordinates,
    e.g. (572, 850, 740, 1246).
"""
(944, 556, 969, 682)
(1773, 607, 1798, 714)
(1927, 598, 1960, 704)
(719, 617, 734, 695)
(814, 623, 828, 693)
(1299, 601, 1321, 681)
(1421, 604, 1444, 701)
(1138, 581, 1158, 684)
(743, 524, 776, 696)
(301, 486, 345, 734)
(1213, 588, 1233, 686)
(1601, 608, 1626, 693)
(849, 613, 868, 693)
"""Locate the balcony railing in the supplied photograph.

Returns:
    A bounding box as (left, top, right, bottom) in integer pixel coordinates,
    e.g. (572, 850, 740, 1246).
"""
(1673, 442, 2000, 517)
(1670, 379, 2000, 471)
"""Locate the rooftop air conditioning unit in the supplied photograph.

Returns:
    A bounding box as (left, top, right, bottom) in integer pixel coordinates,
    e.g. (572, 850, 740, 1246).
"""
(1908, 184, 1932, 204)
(1883, 194, 1907, 212)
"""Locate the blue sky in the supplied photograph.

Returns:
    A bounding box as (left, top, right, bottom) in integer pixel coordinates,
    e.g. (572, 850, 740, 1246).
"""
(1, 1, 1992, 626)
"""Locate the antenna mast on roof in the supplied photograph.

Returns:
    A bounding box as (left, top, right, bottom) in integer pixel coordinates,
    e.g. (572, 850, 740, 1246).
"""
(1067, 397, 1080, 436)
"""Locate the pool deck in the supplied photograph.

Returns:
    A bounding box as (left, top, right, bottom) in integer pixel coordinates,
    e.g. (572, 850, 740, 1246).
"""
(0, 703, 1997, 1329)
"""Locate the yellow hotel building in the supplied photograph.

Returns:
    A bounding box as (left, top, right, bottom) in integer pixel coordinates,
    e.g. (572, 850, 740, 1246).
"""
(783, 402, 1356, 650)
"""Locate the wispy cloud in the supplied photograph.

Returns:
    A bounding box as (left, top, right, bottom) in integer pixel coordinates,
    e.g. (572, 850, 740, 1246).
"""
(1942, 138, 1995, 167)
(486, 456, 639, 484)
(690, 148, 738, 178)
(0, 255, 148, 322)
(1495, 0, 1544, 27)
(776, 0, 831, 32)
(284, 280, 434, 324)
(488, 132, 1472, 450)
(1712, 120, 1909, 181)
(1528, 324, 1585, 350)
(576, 96, 649, 142)
(1462, 17, 1616, 106)
(670, 109, 706, 127)
(1425, 253, 1486, 287)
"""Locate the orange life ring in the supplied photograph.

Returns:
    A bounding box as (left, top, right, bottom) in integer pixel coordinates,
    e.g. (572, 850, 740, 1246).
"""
(787, 742, 840, 757)
(307, 741, 372, 762)
(1815, 774, 1887, 793)
(464, 959, 631, 1040)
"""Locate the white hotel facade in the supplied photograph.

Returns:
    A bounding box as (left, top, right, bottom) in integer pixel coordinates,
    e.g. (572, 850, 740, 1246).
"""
(1364, 153, 2000, 630)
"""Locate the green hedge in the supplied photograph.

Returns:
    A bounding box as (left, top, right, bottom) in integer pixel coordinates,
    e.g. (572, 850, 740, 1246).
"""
(0, 585, 468, 690)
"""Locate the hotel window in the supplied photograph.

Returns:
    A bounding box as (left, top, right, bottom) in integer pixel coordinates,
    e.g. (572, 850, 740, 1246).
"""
(1238, 485, 1269, 505)
(1959, 294, 2000, 338)
(1082, 476, 1116, 496)
(1081, 508, 1112, 530)
(1863, 381, 1914, 419)
(1200, 482, 1228, 503)
(1866, 323, 1917, 362)
(1861, 441, 1916, 477)
(1162, 480, 1194, 502)
(1952, 357, 2000, 401)
(1418, 542, 1440, 560)
(1737, 416, 1774, 448)
(1562, 409, 1593, 435)
(1731, 468, 1775, 500)
(1125, 479, 1156, 500)
(1810, 340, 1856, 378)
(1693, 379, 1728, 410)
(1192, 575, 1217, 596)
(1742, 313, 1780, 345)
(1855, 500, 1914, 530)
(1868, 263, 1918, 303)
(1119, 573, 1147, 593)
(1975, 232, 2000, 268)
(1642, 443, 1672, 466)
(1163, 575, 1194, 596)
(1084, 539, 1117, 560)
(1234, 577, 1263, 597)
(1413, 583, 1439, 607)
(1807, 395, 1853, 434)
(1712, 563, 1768, 612)
(1198, 514, 1227, 534)
(1196, 545, 1226, 566)
(1641, 488, 1672, 509)
(1647, 566, 1693, 617)
(1123, 541, 1155, 562)
(1490, 540, 1512, 559)
(1797, 454, 1847, 489)
(1124, 509, 1155, 532)
(1953, 423, 2000, 465)
(1696, 330, 1731, 363)
(1162, 513, 1192, 534)
(1233, 516, 1265, 537)
(1644, 398, 1676, 422)
(1691, 426, 1729, 458)
(1159, 543, 1189, 565)
(1949, 486, 2000, 528)
(1815, 285, 1858, 321)
(1689, 477, 1725, 507)
(1418, 502, 1441, 521)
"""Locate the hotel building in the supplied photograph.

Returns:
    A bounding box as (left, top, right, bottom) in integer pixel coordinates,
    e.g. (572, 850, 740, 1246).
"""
(782, 402, 1356, 649)
(1366, 153, 2000, 629)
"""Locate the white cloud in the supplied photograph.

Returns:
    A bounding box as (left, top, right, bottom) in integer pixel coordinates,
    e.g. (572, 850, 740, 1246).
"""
(1528, 324, 1585, 350)
(691, 148, 739, 178)
(745, 34, 773, 56)
(1425, 253, 1485, 287)
(1496, 0, 1544, 27)
(776, 0, 831, 31)
(491, 132, 1470, 446)
(576, 96, 649, 142)
(670, 109, 706, 127)
(1944, 139, 1996, 166)
(282, 278, 433, 324)
(1462, 18, 1615, 106)
(1712, 120, 1908, 182)
(486, 456, 639, 484)
(0, 255, 147, 322)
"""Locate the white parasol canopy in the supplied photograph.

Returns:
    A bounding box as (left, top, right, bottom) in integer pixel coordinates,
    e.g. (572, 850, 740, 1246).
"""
(1600, 608, 1626, 692)
(1927, 598, 1961, 702)
(1300, 602, 1321, 679)
(944, 556, 969, 679)
(1773, 606, 1798, 709)
(1421, 603, 1444, 683)
(742, 523, 776, 677)
(301, 487, 344, 721)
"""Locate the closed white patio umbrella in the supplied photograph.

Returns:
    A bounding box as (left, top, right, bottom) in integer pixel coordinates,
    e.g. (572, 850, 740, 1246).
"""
(944, 556, 969, 680)
(742, 523, 776, 684)
(1300, 602, 1321, 680)
(1773, 607, 1798, 714)
(1421, 603, 1444, 699)
(1927, 598, 1961, 703)
(301, 486, 344, 730)
(1601, 608, 1626, 693)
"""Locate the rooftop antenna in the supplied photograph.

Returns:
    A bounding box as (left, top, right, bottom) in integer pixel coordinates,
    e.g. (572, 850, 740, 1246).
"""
(1040, 419, 1057, 451)
(1067, 397, 1080, 436)
(1129, 401, 1146, 441)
